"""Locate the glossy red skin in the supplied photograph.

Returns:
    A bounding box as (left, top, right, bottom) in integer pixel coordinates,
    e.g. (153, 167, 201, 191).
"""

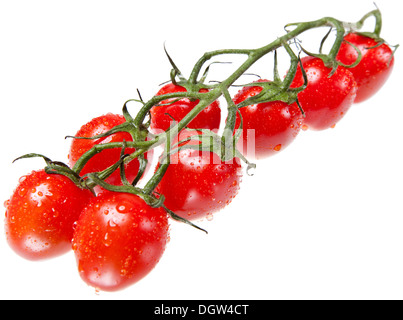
(336, 33, 394, 103)
(155, 130, 242, 221)
(291, 56, 357, 130)
(5, 170, 93, 261)
(150, 83, 221, 133)
(72, 192, 169, 292)
(68, 113, 152, 190)
(233, 80, 303, 159)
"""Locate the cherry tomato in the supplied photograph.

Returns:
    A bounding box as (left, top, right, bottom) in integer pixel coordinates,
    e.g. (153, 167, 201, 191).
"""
(150, 83, 221, 133)
(155, 130, 242, 221)
(233, 80, 304, 159)
(68, 113, 152, 190)
(290, 56, 357, 130)
(72, 192, 169, 292)
(4, 170, 94, 261)
(336, 33, 394, 103)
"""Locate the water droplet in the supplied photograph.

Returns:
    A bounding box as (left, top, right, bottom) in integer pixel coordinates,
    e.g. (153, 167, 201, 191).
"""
(103, 233, 112, 247)
(52, 208, 59, 218)
(18, 188, 27, 197)
(274, 144, 282, 152)
(302, 124, 309, 131)
(108, 220, 117, 228)
(246, 163, 256, 176)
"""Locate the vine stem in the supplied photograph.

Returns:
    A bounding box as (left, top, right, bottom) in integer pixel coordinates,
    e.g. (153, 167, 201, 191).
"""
(129, 17, 345, 153)
(72, 9, 383, 197)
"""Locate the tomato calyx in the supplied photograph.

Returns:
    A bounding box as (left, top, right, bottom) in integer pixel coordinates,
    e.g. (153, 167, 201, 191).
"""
(162, 43, 215, 98)
(234, 46, 307, 119)
(13, 153, 85, 189)
(160, 127, 255, 174)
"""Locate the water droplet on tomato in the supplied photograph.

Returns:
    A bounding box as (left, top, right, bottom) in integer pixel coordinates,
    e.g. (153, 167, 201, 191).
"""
(108, 220, 117, 228)
(51, 208, 59, 218)
(302, 124, 309, 131)
(206, 213, 214, 221)
(18, 188, 27, 197)
(274, 144, 282, 152)
(103, 233, 112, 247)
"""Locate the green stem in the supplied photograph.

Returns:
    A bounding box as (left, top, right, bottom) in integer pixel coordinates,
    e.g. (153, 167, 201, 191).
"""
(72, 9, 383, 202)
(72, 141, 154, 174)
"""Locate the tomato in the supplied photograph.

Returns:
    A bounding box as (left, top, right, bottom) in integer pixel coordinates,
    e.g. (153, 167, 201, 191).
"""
(336, 33, 394, 103)
(233, 80, 304, 159)
(155, 130, 242, 221)
(68, 113, 152, 191)
(290, 56, 357, 130)
(4, 170, 93, 261)
(150, 83, 221, 133)
(72, 192, 169, 292)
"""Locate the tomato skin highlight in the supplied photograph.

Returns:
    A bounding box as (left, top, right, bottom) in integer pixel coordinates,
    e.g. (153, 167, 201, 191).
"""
(336, 33, 394, 103)
(68, 113, 152, 191)
(4, 170, 94, 261)
(291, 56, 357, 130)
(72, 192, 169, 292)
(150, 83, 221, 133)
(233, 80, 303, 159)
(155, 130, 242, 221)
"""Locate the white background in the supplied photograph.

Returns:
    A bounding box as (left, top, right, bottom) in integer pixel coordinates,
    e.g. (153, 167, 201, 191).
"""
(0, 0, 401, 300)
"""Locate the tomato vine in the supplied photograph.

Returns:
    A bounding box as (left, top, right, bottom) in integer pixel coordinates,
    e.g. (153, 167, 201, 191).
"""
(66, 9, 390, 207)
(5, 7, 397, 291)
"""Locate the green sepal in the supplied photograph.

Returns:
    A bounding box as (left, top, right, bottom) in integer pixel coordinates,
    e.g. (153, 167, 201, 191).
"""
(235, 80, 302, 108)
(13, 153, 89, 191)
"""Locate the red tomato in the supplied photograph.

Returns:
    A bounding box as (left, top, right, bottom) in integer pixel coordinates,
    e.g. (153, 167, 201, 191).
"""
(336, 33, 394, 103)
(155, 130, 242, 221)
(72, 192, 169, 292)
(290, 56, 357, 130)
(233, 80, 304, 159)
(4, 170, 93, 261)
(150, 83, 221, 133)
(68, 113, 152, 190)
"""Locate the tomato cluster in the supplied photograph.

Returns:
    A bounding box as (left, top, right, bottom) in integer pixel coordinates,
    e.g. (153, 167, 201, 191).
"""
(4, 28, 395, 292)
